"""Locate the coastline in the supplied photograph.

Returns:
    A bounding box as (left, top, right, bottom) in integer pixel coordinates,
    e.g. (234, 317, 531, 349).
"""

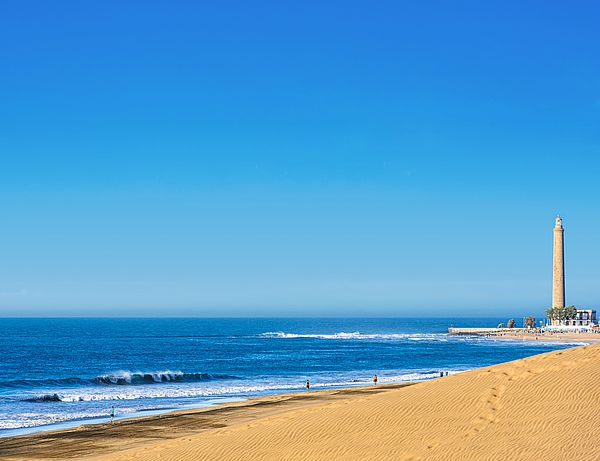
(0, 397, 246, 439)
(492, 332, 600, 343)
(0, 383, 414, 460)
(0, 331, 587, 442)
(450, 328, 600, 344)
(3, 342, 600, 460)
(2, 317, 525, 432)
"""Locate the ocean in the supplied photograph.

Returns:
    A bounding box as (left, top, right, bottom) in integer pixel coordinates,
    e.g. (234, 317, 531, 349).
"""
(0, 317, 581, 436)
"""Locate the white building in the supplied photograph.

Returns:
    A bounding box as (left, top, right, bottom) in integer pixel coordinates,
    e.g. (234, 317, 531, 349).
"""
(563, 309, 596, 327)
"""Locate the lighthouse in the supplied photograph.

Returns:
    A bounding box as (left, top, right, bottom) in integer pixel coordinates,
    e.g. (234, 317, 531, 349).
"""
(552, 215, 565, 309)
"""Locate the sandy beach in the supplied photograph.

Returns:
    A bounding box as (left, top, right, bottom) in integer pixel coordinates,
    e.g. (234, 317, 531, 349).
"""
(2, 343, 600, 461)
(487, 330, 600, 344)
(449, 328, 600, 344)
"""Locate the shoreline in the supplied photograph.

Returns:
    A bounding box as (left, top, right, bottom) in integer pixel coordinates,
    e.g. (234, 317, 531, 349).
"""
(0, 397, 246, 439)
(491, 332, 600, 343)
(0, 332, 586, 440)
(0, 383, 414, 460)
(451, 328, 600, 344)
(2, 342, 599, 460)
(0, 378, 439, 439)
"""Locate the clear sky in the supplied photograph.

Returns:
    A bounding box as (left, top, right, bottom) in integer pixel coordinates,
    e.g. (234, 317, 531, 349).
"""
(0, 1, 599, 317)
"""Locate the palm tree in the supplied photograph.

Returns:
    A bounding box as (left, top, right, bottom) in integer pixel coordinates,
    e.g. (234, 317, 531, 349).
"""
(524, 316, 536, 329)
(545, 306, 578, 325)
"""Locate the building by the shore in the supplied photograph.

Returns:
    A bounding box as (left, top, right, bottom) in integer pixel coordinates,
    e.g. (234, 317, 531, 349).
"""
(562, 309, 597, 327)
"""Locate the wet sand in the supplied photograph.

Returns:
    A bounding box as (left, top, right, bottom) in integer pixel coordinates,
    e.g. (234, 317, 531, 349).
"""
(0, 384, 412, 460)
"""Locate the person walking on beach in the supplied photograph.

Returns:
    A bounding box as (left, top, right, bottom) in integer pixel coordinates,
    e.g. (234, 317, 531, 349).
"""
(373, 374, 378, 385)
(109, 405, 115, 424)
(306, 380, 310, 391)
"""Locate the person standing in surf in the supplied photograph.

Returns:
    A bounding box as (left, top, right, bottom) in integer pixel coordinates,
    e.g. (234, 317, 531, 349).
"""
(306, 380, 310, 391)
(109, 405, 115, 424)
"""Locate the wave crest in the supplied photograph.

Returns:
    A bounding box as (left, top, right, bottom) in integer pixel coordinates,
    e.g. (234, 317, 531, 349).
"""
(1, 371, 238, 390)
(22, 393, 62, 403)
(259, 331, 447, 341)
(93, 371, 238, 386)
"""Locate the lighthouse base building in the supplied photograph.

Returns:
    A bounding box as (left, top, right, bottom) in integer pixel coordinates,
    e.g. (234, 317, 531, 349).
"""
(548, 216, 597, 329)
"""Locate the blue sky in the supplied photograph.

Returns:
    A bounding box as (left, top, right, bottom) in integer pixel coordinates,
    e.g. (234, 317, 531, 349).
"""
(0, 1, 599, 316)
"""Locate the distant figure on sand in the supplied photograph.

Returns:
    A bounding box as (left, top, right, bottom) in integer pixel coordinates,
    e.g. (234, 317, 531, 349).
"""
(306, 380, 310, 391)
(109, 405, 115, 424)
(373, 374, 378, 385)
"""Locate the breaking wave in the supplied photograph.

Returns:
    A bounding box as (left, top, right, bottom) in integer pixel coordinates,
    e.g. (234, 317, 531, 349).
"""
(1, 371, 238, 390)
(18, 370, 458, 404)
(93, 371, 237, 386)
(259, 331, 448, 341)
(22, 394, 62, 403)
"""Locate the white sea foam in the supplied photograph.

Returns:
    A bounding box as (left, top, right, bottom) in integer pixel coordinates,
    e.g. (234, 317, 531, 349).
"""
(310, 371, 459, 388)
(259, 331, 448, 341)
(0, 407, 139, 429)
(41, 383, 295, 403)
(92, 370, 233, 385)
(3, 369, 467, 430)
(94, 370, 183, 385)
(18, 370, 460, 405)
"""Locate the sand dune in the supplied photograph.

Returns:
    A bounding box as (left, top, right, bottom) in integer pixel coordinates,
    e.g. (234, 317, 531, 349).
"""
(4, 344, 600, 460)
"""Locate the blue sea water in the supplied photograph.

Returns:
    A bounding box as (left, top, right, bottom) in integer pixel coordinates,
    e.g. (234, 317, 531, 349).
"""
(0, 317, 583, 435)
